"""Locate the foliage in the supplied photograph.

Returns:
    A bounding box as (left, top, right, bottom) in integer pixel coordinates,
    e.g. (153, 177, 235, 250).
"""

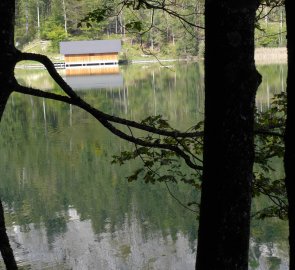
(256, 23, 286, 47)
(256, 1, 286, 47)
(113, 116, 203, 189)
(112, 92, 287, 219)
(41, 21, 68, 50)
(14, 0, 285, 55)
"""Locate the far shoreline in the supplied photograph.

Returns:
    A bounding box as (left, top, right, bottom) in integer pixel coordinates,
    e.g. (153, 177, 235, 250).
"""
(15, 47, 287, 69)
(254, 47, 287, 65)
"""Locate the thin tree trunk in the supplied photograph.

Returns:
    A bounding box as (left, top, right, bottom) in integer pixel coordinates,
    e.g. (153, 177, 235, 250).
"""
(284, 1, 295, 269)
(264, 6, 268, 26)
(121, 11, 125, 37)
(196, 1, 261, 269)
(62, 0, 68, 36)
(25, 0, 29, 35)
(37, 1, 40, 38)
(115, 16, 118, 34)
(279, 7, 283, 46)
(150, 10, 154, 50)
(194, 1, 201, 55)
(0, 200, 18, 270)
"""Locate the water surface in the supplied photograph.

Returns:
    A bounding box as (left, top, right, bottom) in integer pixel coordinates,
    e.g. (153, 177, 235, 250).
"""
(0, 63, 289, 269)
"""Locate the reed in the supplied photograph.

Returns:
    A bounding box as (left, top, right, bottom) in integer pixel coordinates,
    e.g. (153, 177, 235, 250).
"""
(255, 47, 287, 65)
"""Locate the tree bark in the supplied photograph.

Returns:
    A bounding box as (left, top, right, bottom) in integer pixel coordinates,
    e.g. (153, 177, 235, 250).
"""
(196, 1, 261, 269)
(0, 0, 17, 118)
(284, 1, 295, 269)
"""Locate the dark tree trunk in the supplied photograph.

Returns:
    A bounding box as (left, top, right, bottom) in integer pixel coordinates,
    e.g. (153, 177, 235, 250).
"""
(196, 1, 261, 269)
(284, 1, 295, 269)
(0, 0, 17, 119)
(0, 1, 18, 269)
(0, 200, 18, 270)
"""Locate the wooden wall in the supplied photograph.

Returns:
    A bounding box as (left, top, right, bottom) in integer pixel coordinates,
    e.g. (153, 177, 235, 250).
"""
(65, 53, 118, 63)
(65, 66, 120, 76)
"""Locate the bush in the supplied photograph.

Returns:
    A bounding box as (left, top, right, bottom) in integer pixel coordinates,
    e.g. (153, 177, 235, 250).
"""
(41, 22, 68, 52)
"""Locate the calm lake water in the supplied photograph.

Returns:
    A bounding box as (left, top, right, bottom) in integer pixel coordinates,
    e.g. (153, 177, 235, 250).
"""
(0, 63, 289, 269)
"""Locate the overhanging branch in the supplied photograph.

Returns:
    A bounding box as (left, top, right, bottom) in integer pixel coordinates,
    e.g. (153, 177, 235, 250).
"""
(16, 52, 203, 139)
(14, 84, 72, 104)
(14, 52, 202, 170)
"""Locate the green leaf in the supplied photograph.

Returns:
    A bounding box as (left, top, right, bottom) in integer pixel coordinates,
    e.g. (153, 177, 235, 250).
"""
(125, 21, 143, 32)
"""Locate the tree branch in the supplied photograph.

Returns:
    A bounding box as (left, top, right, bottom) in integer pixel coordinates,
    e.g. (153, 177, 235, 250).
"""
(14, 52, 202, 170)
(254, 128, 284, 138)
(119, 0, 205, 29)
(16, 52, 202, 139)
(127, 126, 199, 213)
(14, 84, 72, 104)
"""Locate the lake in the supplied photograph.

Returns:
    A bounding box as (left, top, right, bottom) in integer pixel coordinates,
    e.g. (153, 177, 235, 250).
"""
(0, 63, 289, 269)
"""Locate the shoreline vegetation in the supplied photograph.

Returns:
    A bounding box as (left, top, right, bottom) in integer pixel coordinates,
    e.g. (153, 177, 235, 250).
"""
(15, 47, 287, 69)
(14, 0, 286, 69)
(254, 47, 287, 65)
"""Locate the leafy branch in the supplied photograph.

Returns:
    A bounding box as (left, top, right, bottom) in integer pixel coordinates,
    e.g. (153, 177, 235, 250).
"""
(112, 92, 288, 218)
(11, 45, 288, 220)
(79, 1, 204, 31)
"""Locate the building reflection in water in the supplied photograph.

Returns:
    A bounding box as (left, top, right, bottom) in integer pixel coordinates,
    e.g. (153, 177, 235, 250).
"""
(63, 65, 123, 90)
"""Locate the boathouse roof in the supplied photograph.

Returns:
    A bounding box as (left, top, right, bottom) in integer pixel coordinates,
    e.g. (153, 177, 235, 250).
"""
(60, 40, 121, 55)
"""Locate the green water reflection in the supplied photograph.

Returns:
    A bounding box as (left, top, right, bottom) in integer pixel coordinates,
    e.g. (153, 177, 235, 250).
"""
(0, 63, 289, 269)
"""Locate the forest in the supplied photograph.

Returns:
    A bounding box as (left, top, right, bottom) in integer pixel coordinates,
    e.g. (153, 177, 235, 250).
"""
(15, 0, 286, 58)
